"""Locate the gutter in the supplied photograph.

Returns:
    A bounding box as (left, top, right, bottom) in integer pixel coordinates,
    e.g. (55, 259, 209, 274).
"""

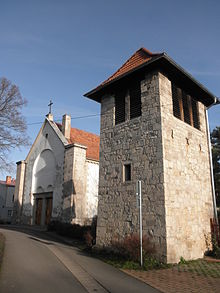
(206, 97, 220, 224)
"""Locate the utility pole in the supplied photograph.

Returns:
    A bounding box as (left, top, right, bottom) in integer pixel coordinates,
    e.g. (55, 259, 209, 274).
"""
(136, 180, 143, 267)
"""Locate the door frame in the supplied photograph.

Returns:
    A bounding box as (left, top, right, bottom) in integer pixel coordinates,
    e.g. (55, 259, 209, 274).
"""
(33, 192, 53, 226)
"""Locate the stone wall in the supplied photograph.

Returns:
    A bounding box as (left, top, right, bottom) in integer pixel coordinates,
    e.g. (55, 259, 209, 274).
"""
(159, 72, 213, 263)
(96, 72, 167, 259)
(70, 144, 87, 225)
(96, 70, 213, 263)
(13, 161, 26, 222)
(62, 145, 75, 222)
(63, 144, 99, 225)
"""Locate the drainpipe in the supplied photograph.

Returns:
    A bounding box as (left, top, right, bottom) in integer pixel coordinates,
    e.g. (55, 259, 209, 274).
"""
(206, 97, 220, 224)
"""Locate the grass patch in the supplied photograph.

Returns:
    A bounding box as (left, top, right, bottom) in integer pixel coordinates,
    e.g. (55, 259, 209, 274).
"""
(177, 259, 220, 278)
(0, 232, 5, 270)
(103, 256, 171, 271)
(87, 248, 171, 271)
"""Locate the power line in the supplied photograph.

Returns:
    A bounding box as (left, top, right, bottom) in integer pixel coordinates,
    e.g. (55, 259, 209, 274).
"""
(26, 113, 100, 126)
(20, 100, 216, 127)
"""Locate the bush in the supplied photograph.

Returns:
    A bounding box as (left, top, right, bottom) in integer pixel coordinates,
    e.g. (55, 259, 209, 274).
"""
(48, 221, 90, 241)
(111, 233, 156, 262)
(204, 231, 220, 259)
(47, 216, 98, 244)
(84, 216, 97, 248)
(212, 236, 220, 259)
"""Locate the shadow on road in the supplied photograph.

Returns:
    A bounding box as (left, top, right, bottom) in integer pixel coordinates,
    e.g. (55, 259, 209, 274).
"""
(0, 224, 79, 248)
(28, 236, 54, 245)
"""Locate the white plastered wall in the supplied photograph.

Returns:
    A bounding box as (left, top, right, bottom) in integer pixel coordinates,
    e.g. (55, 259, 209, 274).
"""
(22, 120, 65, 223)
(85, 160, 99, 222)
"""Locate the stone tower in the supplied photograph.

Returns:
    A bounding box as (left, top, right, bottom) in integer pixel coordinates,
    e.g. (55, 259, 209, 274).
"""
(85, 48, 216, 263)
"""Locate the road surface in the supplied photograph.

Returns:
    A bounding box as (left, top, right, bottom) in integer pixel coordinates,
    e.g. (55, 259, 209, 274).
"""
(0, 227, 159, 293)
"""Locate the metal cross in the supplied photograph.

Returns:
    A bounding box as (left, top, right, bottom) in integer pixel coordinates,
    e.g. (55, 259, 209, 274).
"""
(48, 100, 53, 114)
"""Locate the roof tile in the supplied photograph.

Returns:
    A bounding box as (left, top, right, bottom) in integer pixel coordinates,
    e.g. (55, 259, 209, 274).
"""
(98, 47, 162, 89)
(56, 123, 99, 161)
(69, 128, 100, 161)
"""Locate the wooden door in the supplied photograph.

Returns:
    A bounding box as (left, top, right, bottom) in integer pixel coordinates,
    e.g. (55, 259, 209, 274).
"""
(45, 197, 53, 225)
(35, 198, 43, 225)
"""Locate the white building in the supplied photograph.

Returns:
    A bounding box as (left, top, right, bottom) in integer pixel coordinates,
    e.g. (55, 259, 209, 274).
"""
(14, 113, 99, 226)
(0, 176, 15, 223)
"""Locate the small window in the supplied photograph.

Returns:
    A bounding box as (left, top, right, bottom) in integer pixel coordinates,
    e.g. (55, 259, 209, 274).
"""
(124, 164, 131, 181)
(12, 194, 14, 202)
(8, 210, 12, 217)
(45, 133, 48, 138)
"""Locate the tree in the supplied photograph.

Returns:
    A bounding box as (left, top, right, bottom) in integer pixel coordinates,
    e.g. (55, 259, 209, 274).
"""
(211, 126, 220, 207)
(0, 77, 29, 172)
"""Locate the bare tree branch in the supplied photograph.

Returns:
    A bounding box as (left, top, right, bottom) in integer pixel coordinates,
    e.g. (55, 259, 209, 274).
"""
(0, 77, 29, 173)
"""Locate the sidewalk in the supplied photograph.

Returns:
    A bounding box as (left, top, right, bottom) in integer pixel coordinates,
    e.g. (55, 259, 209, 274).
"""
(124, 261, 220, 293)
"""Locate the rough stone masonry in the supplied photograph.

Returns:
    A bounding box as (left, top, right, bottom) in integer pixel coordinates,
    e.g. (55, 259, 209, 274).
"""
(85, 48, 215, 263)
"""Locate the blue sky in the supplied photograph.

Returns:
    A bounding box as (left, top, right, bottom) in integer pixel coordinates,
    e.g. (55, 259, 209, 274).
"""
(0, 0, 219, 179)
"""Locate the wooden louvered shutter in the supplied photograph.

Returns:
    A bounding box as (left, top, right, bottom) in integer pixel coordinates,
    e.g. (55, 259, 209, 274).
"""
(191, 98, 200, 129)
(115, 90, 126, 125)
(182, 91, 191, 125)
(130, 81, 142, 119)
(171, 82, 200, 130)
(172, 83, 181, 119)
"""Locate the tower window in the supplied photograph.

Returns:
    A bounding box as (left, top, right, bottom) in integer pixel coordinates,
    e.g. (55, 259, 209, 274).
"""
(123, 164, 131, 182)
(115, 90, 126, 125)
(130, 81, 142, 119)
(171, 83, 200, 130)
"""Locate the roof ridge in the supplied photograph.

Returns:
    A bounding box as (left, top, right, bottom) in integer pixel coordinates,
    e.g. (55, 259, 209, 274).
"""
(100, 47, 161, 87)
(141, 47, 162, 56)
(100, 48, 148, 86)
(70, 126, 100, 138)
(55, 122, 99, 138)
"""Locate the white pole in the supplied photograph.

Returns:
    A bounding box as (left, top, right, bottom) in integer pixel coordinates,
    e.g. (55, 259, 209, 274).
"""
(136, 180, 143, 267)
(138, 180, 143, 267)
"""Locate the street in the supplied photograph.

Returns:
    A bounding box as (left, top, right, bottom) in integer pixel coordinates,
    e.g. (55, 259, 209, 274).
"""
(0, 227, 159, 293)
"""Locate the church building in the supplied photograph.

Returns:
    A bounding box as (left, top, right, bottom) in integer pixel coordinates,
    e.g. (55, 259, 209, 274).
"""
(85, 47, 217, 263)
(14, 112, 99, 226)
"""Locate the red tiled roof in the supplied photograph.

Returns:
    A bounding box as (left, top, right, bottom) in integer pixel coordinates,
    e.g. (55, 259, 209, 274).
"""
(101, 47, 161, 87)
(84, 48, 162, 100)
(69, 128, 100, 161)
(56, 123, 99, 161)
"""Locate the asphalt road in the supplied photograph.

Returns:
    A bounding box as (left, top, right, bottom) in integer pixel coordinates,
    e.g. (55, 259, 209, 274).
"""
(0, 227, 159, 293)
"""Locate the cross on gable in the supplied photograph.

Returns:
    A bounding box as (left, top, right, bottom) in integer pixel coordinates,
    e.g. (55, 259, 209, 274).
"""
(48, 100, 53, 114)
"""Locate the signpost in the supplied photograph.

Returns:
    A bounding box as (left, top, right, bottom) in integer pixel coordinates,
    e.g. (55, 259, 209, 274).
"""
(136, 180, 143, 267)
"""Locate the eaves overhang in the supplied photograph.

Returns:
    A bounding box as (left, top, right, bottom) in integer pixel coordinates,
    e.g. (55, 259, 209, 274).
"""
(84, 53, 216, 107)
